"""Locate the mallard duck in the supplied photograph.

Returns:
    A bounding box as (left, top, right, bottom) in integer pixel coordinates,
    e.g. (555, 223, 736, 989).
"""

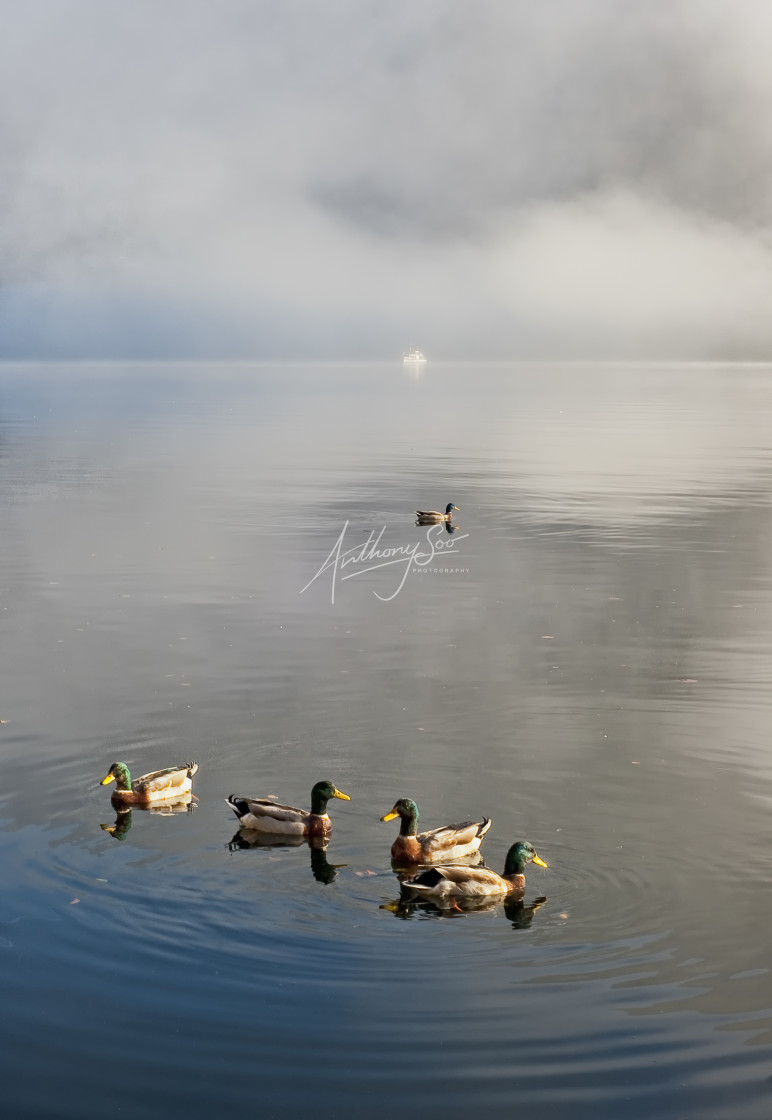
(100, 761, 198, 806)
(380, 797, 491, 863)
(401, 840, 548, 900)
(225, 779, 350, 838)
(415, 503, 459, 522)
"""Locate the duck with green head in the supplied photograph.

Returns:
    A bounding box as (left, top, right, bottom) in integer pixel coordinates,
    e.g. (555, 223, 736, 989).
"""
(226, 779, 351, 838)
(100, 761, 198, 806)
(401, 840, 549, 901)
(415, 503, 459, 523)
(380, 797, 491, 864)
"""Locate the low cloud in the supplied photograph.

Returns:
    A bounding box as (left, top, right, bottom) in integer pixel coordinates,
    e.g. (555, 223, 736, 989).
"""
(1, 1, 771, 357)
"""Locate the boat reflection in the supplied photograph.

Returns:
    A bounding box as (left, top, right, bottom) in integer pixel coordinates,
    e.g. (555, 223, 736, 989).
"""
(227, 829, 346, 884)
(99, 795, 196, 841)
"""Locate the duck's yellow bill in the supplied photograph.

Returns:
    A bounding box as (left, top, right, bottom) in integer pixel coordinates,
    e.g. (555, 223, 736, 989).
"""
(532, 853, 549, 868)
(100, 773, 115, 786)
(333, 788, 350, 801)
(380, 810, 399, 822)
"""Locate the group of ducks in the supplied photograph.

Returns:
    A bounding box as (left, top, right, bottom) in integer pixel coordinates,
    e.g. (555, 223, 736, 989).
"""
(99, 500, 544, 903)
(100, 762, 549, 904)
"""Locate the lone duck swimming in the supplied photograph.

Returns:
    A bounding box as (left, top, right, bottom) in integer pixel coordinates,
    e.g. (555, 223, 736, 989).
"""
(415, 503, 459, 523)
(100, 761, 198, 806)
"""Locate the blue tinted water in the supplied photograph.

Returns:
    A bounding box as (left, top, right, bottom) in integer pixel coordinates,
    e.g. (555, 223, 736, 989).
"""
(2, 361, 772, 1118)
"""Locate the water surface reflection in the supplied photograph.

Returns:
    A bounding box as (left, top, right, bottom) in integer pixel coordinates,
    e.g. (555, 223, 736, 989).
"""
(2, 362, 772, 1118)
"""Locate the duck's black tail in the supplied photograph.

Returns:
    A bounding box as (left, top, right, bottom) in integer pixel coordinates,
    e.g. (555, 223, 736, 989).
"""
(405, 866, 445, 890)
(225, 795, 249, 818)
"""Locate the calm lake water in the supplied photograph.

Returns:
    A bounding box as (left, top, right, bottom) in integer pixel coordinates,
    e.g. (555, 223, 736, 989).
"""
(3, 360, 772, 1118)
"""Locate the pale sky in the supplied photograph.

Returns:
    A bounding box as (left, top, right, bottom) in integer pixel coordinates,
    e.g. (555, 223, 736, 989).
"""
(1, 0, 772, 359)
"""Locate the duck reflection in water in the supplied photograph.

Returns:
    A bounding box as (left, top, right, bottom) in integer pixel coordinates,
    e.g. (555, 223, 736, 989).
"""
(227, 830, 346, 885)
(389, 849, 485, 879)
(382, 892, 547, 926)
(505, 895, 547, 928)
(415, 518, 462, 534)
(100, 808, 133, 841)
(100, 795, 195, 841)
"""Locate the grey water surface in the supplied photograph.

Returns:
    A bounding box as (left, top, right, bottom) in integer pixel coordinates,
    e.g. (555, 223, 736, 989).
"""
(2, 361, 772, 1119)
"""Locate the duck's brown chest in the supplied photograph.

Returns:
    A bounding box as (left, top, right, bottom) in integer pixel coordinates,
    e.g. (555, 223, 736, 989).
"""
(391, 835, 422, 863)
(306, 814, 332, 838)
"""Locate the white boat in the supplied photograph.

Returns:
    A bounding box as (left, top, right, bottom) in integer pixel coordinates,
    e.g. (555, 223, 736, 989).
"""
(403, 349, 427, 363)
